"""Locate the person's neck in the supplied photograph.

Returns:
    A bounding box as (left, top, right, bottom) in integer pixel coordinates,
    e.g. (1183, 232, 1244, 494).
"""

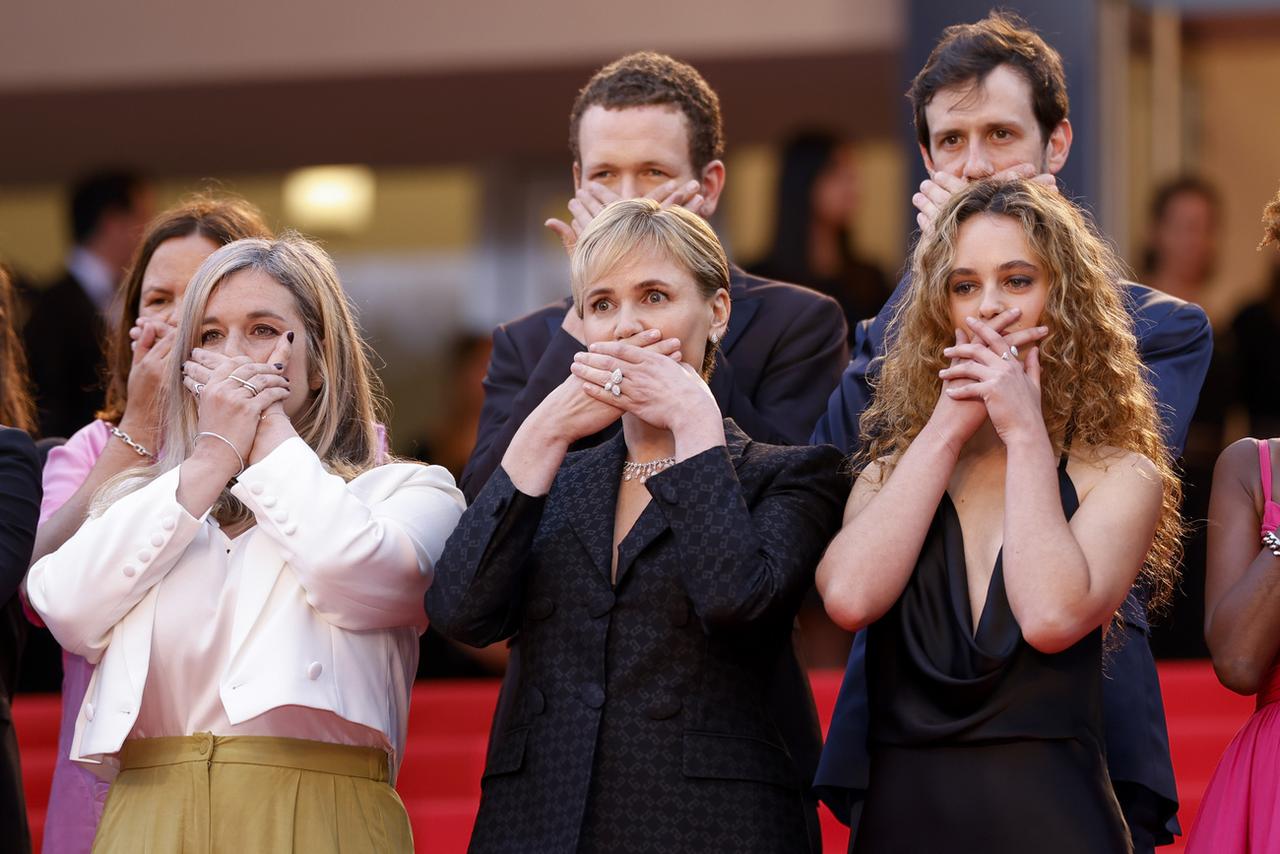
(808, 224, 844, 279)
(621, 413, 676, 465)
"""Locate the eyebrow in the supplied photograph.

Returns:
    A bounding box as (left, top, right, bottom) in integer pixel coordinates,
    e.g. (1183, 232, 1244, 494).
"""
(201, 309, 289, 325)
(948, 259, 1039, 277)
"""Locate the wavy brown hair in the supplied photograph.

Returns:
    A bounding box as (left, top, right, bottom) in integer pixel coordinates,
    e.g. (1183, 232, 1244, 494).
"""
(0, 267, 36, 431)
(858, 179, 1182, 616)
(98, 193, 271, 424)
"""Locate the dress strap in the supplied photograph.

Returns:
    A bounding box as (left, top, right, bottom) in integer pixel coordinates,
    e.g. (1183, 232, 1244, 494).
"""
(1259, 439, 1274, 506)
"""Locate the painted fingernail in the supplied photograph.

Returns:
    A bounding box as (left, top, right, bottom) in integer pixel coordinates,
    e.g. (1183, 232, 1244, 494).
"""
(274, 363, 284, 370)
(286, 331, 294, 343)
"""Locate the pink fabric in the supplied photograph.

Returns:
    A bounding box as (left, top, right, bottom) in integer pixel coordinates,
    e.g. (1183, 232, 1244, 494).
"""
(1259, 439, 1280, 536)
(1184, 668, 1280, 853)
(36, 420, 111, 854)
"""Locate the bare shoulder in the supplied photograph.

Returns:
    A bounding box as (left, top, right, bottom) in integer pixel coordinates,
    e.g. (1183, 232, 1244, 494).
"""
(1067, 444, 1161, 504)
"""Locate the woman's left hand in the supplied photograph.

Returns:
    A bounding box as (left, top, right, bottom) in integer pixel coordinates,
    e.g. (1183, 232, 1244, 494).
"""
(938, 316, 1047, 447)
(571, 339, 725, 456)
(183, 336, 299, 465)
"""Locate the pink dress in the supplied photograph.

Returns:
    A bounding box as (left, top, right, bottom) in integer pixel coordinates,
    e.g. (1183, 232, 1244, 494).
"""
(34, 420, 111, 854)
(1184, 438, 1280, 853)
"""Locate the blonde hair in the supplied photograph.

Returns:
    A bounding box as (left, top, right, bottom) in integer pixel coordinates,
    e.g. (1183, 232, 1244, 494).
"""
(571, 198, 729, 375)
(94, 234, 386, 523)
(859, 179, 1183, 616)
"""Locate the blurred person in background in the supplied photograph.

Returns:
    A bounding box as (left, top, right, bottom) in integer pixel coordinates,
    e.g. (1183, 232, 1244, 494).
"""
(459, 50, 848, 851)
(750, 130, 892, 339)
(430, 199, 845, 853)
(1142, 177, 1226, 661)
(1185, 190, 1280, 854)
(28, 235, 463, 853)
(24, 195, 270, 854)
(0, 266, 41, 854)
(1231, 260, 1280, 439)
(812, 13, 1212, 853)
(23, 171, 153, 439)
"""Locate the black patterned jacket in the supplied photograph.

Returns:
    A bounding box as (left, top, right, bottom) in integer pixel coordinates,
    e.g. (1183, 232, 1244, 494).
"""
(428, 420, 846, 853)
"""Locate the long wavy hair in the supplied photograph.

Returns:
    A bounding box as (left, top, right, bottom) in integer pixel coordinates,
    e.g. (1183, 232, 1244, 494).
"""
(858, 179, 1182, 616)
(93, 234, 387, 525)
(0, 267, 36, 431)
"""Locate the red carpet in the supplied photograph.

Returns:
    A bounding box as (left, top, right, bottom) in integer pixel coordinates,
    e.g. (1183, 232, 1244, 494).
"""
(14, 663, 1256, 852)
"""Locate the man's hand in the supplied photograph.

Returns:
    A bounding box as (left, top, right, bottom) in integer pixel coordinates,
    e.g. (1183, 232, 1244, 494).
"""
(544, 178, 705, 256)
(912, 165, 1058, 236)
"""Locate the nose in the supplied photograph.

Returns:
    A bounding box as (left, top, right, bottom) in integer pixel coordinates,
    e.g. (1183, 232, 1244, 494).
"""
(613, 303, 646, 339)
(978, 284, 1005, 319)
(962, 144, 994, 180)
(618, 175, 639, 200)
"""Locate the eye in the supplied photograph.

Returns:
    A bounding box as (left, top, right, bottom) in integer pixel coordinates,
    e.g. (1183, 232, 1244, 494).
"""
(644, 168, 668, 178)
(590, 171, 614, 181)
(1005, 276, 1033, 290)
(251, 323, 280, 337)
(644, 290, 667, 304)
(591, 299, 612, 313)
(950, 281, 977, 295)
(200, 328, 222, 344)
(940, 134, 962, 148)
(144, 295, 170, 308)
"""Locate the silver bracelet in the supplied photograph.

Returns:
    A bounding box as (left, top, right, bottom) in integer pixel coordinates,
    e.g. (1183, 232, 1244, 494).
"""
(108, 424, 154, 460)
(1264, 530, 1280, 557)
(194, 431, 245, 477)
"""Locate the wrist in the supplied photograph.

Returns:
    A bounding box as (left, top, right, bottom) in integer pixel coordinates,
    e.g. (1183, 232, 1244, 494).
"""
(523, 405, 578, 448)
(192, 432, 245, 477)
(920, 413, 968, 461)
(114, 415, 158, 451)
(1003, 425, 1053, 457)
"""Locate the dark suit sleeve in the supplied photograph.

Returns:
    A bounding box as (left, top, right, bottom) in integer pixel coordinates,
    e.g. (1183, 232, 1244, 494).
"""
(645, 443, 846, 628)
(460, 321, 584, 503)
(0, 429, 41, 603)
(426, 466, 546, 647)
(712, 293, 848, 445)
(1126, 283, 1212, 458)
(810, 273, 907, 452)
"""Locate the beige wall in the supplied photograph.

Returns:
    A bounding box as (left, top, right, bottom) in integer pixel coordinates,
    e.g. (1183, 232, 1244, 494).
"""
(1, 0, 901, 91)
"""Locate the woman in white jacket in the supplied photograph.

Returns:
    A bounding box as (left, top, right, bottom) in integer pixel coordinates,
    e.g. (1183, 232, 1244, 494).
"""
(27, 234, 464, 853)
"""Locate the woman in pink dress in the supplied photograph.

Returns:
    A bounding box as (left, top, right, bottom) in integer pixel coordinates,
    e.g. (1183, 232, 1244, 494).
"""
(1186, 191, 1280, 853)
(27, 195, 270, 853)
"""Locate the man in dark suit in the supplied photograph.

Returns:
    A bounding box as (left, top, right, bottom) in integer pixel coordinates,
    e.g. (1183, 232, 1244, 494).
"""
(459, 52, 848, 850)
(460, 52, 848, 501)
(811, 14, 1212, 854)
(23, 171, 152, 438)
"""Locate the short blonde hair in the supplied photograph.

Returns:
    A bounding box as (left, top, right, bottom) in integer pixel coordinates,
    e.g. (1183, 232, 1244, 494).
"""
(571, 198, 729, 316)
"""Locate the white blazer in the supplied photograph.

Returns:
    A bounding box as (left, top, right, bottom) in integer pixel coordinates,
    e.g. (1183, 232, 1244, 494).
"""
(27, 437, 465, 780)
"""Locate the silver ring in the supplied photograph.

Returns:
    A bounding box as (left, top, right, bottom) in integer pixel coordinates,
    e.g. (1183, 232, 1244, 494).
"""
(609, 368, 623, 384)
(610, 384, 621, 397)
(230, 375, 260, 395)
(603, 381, 614, 394)
(194, 382, 205, 397)
(1008, 344, 1019, 360)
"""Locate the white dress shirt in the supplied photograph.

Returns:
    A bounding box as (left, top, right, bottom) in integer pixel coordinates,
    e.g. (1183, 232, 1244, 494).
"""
(28, 437, 466, 781)
(65, 246, 117, 315)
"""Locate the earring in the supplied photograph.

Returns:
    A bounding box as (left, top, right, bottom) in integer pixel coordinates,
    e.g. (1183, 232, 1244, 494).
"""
(710, 332, 720, 345)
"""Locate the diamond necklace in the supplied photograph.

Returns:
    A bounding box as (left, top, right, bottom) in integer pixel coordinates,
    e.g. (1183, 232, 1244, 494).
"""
(622, 456, 676, 482)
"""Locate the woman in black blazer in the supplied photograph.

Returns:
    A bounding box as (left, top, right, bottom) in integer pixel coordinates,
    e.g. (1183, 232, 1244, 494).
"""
(428, 199, 846, 853)
(0, 266, 41, 854)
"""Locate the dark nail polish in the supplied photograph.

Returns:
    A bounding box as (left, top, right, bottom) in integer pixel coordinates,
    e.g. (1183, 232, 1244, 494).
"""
(274, 363, 284, 370)
(286, 331, 294, 343)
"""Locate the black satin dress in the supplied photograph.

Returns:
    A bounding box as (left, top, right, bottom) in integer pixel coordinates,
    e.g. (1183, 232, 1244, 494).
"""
(853, 458, 1131, 854)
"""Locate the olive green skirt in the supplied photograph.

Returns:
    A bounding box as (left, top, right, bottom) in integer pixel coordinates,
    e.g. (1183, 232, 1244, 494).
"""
(92, 733, 413, 853)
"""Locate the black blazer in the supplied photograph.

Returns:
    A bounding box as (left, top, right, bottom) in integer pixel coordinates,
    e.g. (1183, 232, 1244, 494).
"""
(460, 266, 848, 503)
(23, 271, 108, 439)
(0, 427, 42, 854)
(429, 422, 846, 853)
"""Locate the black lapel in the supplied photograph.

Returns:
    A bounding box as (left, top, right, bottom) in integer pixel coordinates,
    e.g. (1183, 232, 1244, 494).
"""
(564, 430, 627, 584)
(721, 266, 762, 356)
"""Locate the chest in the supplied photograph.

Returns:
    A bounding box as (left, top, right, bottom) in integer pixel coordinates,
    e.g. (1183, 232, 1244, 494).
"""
(946, 463, 1007, 630)
(610, 480, 653, 584)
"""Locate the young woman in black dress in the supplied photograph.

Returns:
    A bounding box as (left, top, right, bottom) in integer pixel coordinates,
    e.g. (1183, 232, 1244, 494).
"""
(816, 179, 1183, 853)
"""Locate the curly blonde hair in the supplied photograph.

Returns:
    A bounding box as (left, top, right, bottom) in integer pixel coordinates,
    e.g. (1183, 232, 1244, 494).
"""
(858, 179, 1182, 616)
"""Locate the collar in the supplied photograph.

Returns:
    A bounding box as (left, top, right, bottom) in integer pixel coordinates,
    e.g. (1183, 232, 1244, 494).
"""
(66, 247, 118, 314)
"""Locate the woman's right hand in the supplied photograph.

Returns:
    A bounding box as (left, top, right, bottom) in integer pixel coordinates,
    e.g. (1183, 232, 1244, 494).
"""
(928, 326, 990, 452)
(180, 345, 291, 474)
(118, 317, 176, 441)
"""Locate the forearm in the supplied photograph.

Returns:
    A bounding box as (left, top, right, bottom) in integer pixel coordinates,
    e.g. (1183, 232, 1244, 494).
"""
(1206, 554, 1280, 694)
(31, 438, 151, 565)
(1001, 433, 1099, 648)
(176, 442, 242, 518)
(500, 408, 571, 496)
(817, 420, 958, 630)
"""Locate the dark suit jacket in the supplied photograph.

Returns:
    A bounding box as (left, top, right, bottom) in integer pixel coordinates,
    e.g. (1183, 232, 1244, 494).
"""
(812, 276, 1213, 852)
(460, 265, 849, 503)
(23, 271, 108, 439)
(0, 427, 42, 854)
(430, 422, 847, 853)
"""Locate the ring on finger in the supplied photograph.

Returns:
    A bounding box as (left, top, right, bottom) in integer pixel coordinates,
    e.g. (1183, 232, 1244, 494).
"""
(1001, 343, 1020, 362)
(194, 382, 205, 398)
(229, 375, 260, 395)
